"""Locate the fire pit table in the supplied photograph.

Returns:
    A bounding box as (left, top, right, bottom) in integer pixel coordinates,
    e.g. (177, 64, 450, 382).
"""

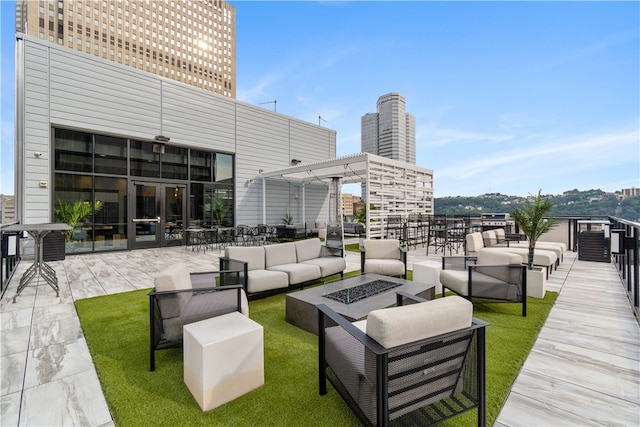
(285, 273, 435, 335)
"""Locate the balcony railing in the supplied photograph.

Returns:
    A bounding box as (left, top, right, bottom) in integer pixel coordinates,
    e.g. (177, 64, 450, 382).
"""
(0, 221, 21, 299)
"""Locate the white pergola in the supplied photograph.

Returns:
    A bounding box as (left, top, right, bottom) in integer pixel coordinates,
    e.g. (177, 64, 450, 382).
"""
(259, 153, 434, 238)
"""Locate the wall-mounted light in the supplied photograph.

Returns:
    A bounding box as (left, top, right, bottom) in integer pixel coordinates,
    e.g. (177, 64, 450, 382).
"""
(246, 178, 255, 185)
(34, 152, 42, 158)
(291, 159, 302, 165)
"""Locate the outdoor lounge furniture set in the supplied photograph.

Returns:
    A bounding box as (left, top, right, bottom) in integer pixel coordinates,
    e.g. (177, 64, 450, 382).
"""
(149, 237, 490, 424)
(466, 230, 560, 278)
(220, 238, 346, 299)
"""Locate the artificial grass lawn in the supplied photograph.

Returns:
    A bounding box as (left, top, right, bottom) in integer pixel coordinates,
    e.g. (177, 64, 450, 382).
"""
(75, 273, 556, 426)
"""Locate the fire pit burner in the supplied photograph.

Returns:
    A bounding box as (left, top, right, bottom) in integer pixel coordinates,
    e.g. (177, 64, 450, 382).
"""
(324, 279, 402, 304)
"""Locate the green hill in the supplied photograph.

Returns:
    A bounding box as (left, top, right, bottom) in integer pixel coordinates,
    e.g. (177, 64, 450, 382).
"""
(434, 189, 640, 222)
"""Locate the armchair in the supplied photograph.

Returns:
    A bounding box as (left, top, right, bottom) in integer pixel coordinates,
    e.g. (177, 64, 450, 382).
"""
(440, 250, 527, 316)
(149, 262, 248, 371)
(318, 293, 488, 427)
(360, 239, 407, 278)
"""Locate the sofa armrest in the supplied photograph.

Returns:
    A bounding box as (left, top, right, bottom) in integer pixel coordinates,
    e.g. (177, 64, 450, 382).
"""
(219, 257, 249, 293)
(189, 270, 242, 288)
(442, 255, 477, 270)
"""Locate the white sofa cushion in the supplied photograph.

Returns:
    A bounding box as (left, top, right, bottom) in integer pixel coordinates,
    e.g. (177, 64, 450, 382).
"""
(268, 263, 321, 285)
(246, 269, 289, 293)
(363, 259, 405, 277)
(295, 238, 322, 262)
(301, 257, 346, 277)
(366, 296, 473, 348)
(482, 230, 498, 247)
(154, 262, 192, 318)
(466, 232, 484, 254)
(363, 239, 400, 260)
(264, 242, 297, 268)
(226, 246, 265, 271)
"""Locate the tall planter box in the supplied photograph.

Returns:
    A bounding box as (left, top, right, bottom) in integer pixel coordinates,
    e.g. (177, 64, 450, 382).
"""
(43, 231, 66, 261)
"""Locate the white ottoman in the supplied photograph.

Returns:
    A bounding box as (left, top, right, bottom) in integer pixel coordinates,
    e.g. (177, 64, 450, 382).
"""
(413, 261, 443, 295)
(184, 312, 264, 411)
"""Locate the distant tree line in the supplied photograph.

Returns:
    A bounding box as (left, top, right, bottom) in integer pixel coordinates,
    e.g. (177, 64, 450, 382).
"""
(434, 189, 640, 222)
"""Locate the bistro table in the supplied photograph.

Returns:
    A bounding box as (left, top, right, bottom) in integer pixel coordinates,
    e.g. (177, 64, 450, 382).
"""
(3, 223, 71, 303)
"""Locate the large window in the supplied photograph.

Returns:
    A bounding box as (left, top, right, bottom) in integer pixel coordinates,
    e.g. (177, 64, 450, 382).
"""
(53, 127, 235, 252)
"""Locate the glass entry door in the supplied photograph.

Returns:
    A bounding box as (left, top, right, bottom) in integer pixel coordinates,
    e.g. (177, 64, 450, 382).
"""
(130, 181, 186, 249)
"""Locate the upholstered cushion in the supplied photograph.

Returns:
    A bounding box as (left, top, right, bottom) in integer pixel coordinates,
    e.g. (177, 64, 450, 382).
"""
(225, 246, 266, 271)
(246, 269, 289, 293)
(268, 263, 321, 285)
(493, 228, 506, 243)
(440, 269, 519, 300)
(264, 242, 297, 268)
(476, 250, 522, 284)
(366, 296, 473, 349)
(363, 259, 405, 277)
(466, 232, 485, 254)
(161, 288, 248, 341)
(482, 230, 498, 247)
(482, 247, 557, 267)
(363, 239, 400, 260)
(154, 263, 193, 319)
(295, 238, 322, 262)
(301, 256, 346, 277)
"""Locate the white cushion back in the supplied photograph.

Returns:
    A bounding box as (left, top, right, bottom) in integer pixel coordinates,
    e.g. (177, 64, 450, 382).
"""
(364, 239, 400, 260)
(466, 233, 484, 252)
(226, 246, 266, 271)
(264, 242, 297, 268)
(295, 238, 322, 262)
(366, 296, 473, 348)
(482, 230, 497, 246)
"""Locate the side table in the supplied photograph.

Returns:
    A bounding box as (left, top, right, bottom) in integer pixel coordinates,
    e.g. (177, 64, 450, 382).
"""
(183, 312, 264, 411)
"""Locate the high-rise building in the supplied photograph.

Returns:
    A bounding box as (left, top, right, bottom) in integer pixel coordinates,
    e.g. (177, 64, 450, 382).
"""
(361, 92, 416, 164)
(15, 0, 236, 98)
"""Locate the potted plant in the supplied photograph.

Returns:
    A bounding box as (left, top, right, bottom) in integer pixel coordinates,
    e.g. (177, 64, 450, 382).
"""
(282, 212, 293, 225)
(511, 190, 559, 297)
(211, 195, 229, 226)
(54, 199, 104, 243)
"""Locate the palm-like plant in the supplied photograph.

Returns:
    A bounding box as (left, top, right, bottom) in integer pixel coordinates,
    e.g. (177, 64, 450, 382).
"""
(511, 190, 559, 270)
(54, 199, 103, 242)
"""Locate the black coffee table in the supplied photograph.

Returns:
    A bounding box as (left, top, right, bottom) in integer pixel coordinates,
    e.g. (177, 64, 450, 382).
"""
(285, 273, 435, 335)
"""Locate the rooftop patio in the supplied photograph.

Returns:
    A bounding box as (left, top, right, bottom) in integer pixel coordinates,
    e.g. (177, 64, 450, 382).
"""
(1, 241, 638, 426)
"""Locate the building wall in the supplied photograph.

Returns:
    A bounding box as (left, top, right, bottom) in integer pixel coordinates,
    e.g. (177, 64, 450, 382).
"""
(16, 0, 236, 98)
(16, 35, 335, 226)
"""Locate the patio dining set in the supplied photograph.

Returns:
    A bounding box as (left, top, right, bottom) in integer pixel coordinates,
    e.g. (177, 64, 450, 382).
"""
(185, 224, 299, 252)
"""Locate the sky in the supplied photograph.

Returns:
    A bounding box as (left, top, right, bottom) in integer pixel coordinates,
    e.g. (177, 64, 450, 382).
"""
(1, 1, 639, 198)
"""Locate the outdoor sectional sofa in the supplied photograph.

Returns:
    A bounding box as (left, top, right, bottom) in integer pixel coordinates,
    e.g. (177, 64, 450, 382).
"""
(466, 231, 558, 278)
(220, 238, 346, 299)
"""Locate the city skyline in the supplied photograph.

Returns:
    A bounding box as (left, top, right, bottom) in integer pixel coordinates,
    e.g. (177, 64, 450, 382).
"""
(2, 1, 639, 197)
